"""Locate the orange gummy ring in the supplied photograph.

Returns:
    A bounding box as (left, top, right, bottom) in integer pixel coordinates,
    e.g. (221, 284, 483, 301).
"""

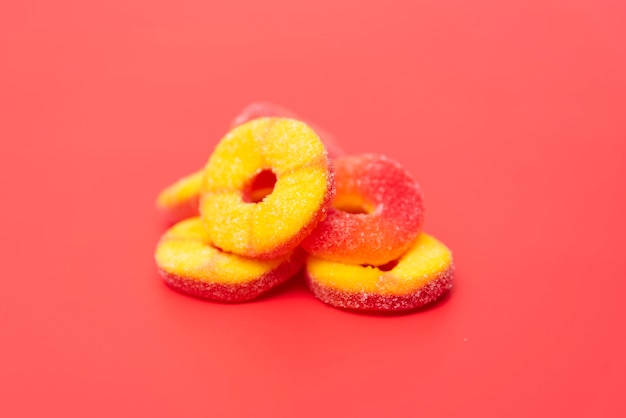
(301, 154, 424, 266)
(306, 233, 454, 311)
(155, 217, 305, 302)
(200, 117, 335, 259)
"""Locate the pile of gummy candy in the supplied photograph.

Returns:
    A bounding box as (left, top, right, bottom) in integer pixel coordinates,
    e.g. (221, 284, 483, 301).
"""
(155, 103, 453, 312)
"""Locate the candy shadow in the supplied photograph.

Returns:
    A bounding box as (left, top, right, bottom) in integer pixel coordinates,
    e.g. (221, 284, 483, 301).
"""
(158, 271, 454, 316)
(254, 268, 310, 302)
(157, 267, 310, 305)
(261, 270, 455, 317)
(327, 288, 454, 317)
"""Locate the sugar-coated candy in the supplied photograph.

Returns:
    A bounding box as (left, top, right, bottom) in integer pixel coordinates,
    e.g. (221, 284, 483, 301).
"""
(156, 171, 203, 225)
(200, 117, 335, 259)
(232, 102, 344, 158)
(156, 103, 342, 224)
(306, 233, 454, 311)
(301, 154, 424, 266)
(155, 217, 305, 302)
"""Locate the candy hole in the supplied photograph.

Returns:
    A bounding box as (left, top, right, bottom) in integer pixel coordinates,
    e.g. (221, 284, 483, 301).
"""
(332, 194, 375, 215)
(376, 259, 399, 272)
(244, 169, 277, 203)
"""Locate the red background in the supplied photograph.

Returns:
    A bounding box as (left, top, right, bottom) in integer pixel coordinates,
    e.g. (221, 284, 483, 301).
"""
(1, 1, 625, 417)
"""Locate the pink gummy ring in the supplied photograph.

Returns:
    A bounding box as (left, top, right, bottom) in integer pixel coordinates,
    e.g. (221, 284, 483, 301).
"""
(301, 153, 424, 266)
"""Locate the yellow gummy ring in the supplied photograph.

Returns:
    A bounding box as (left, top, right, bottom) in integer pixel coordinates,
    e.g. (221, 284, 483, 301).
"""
(155, 217, 304, 302)
(156, 170, 203, 224)
(200, 117, 334, 259)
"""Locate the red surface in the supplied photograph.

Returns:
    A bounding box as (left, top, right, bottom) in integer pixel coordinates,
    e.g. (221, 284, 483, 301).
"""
(1, 1, 625, 417)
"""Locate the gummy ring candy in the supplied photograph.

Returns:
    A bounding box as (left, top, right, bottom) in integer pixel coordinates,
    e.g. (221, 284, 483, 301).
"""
(200, 117, 335, 259)
(306, 233, 454, 311)
(155, 217, 305, 302)
(156, 171, 203, 225)
(232, 102, 345, 158)
(301, 154, 423, 266)
(156, 104, 342, 224)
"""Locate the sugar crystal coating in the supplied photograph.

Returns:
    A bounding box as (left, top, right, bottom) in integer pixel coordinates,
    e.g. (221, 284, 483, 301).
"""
(301, 154, 424, 266)
(306, 232, 454, 311)
(155, 217, 305, 302)
(200, 117, 335, 259)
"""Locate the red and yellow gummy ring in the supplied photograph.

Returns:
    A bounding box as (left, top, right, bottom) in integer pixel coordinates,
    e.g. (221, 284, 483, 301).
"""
(200, 117, 335, 259)
(301, 154, 424, 266)
(306, 233, 454, 311)
(155, 217, 305, 302)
